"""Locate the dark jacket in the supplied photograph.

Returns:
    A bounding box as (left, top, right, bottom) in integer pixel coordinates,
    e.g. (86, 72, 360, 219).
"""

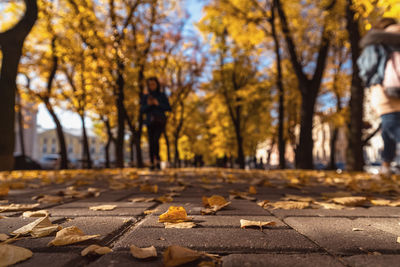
(140, 91, 171, 125)
(358, 29, 400, 87)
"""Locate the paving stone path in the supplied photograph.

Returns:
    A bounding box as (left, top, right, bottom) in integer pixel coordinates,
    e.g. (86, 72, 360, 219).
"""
(1, 169, 400, 266)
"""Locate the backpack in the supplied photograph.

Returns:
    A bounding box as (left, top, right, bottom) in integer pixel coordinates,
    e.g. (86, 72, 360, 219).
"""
(383, 47, 400, 98)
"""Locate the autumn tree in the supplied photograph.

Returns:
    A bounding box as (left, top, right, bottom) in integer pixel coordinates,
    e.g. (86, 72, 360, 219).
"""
(0, 0, 38, 170)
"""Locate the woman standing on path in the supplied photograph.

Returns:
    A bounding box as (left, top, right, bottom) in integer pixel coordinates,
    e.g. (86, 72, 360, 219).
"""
(140, 77, 171, 170)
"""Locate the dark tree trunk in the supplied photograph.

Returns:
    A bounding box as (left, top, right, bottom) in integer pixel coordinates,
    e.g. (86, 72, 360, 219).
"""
(115, 68, 125, 168)
(164, 130, 171, 166)
(266, 138, 276, 167)
(135, 68, 146, 168)
(174, 134, 180, 168)
(129, 135, 135, 166)
(80, 114, 92, 169)
(0, 0, 38, 170)
(234, 105, 245, 169)
(16, 89, 26, 157)
(45, 102, 68, 169)
(104, 118, 114, 168)
(346, 0, 364, 171)
(270, 0, 286, 169)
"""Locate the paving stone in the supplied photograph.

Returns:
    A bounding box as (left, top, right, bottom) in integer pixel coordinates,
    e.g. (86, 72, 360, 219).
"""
(139, 215, 287, 228)
(89, 252, 163, 267)
(153, 200, 271, 216)
(12, 216, 134, 250)
(284, 217, 400, 255)
(343, 255, 400, 267)
(114, 228, 321, 253)
(222, 253, 345, 267)
(14, 253, 78, 267)
(49, 202, 154, 217)
(270, 206, 400, 219)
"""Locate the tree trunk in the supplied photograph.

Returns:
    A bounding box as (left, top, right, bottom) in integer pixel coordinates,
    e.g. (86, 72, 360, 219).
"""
(104, 118, 114, 168)
(235, 105, 245, 169)
(0, 0, 38, 170)
(16, 89, 26, 157)
(296, 89, 317, 169)
(164, 130, 171, 166)
(174, 133, 180, 168)
(129, 135, 135, 166)
(115, 68, 125, 168)
(270, 0, 286, 169)
(266, 138, 276, 167)
(346, 0, 364, 171)
(45, 102, 68, 169)
(80, 114, 92, 169)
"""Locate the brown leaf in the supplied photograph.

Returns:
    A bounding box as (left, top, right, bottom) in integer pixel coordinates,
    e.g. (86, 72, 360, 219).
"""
(164, 222, 197, 229)
(140, 184, 158, 193)
(331, 196, 367, 207)
(129, 197, 155, 203)
(11, 216, 61, 237)
(48, 226, 100, 246)
(282, 194, 314, 202)
(315, 202, 345, 210)
(163, 245, 201, 267)
(229, 190, 256, 201)
(36, 195, 64, 204)
(0, 244, 33, 266)
(198, 261, 216, 267)
(81, 245, 112, 256)
(0, 185, 9, 197)
(257, 200, 269, 208)
(0, 233, 9, 242)
(201, 195, 230, 215)
(156, 195, 174, 203)
(321, 191, 352, 198)
(158, 206, 192, 223)
(240, 219, 276, 230)
(248, 186, 257, 195)
(89, 205, 117, 211)
(130, 245, 157, 259)
(0, 204, 39, 212)
(22, 210, 50, 218)
(267, 201, 310, 210)
(144, 209, 158, 215)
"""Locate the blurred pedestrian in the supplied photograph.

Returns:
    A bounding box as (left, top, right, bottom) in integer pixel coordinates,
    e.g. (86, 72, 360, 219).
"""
(140, 77, 171, 170)
(358, 18, 400, 177)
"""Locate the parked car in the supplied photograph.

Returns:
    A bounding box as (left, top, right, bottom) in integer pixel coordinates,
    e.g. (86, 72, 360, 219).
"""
(14, 155, 42, 170)
(39, 154, 60, 169)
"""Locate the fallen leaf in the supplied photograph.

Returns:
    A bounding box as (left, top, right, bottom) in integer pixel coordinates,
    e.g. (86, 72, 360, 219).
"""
(389, 200, 400, 207)
(352, 228, 364, 231)
(22, 210, 50, 218)
(0, 216, 7, 219)
(240, 219, 276, 230)
(129, 197, 155, 203)
(370, 199, 392, 206)
(12, 216, 61, 237)
(321, 191, 352, 198)
(156, 195, 174, 203)
(0, 233, 9, 242)
(0, 185, 9, 196)
(198, 261, 216, 267)
(229, 190, 256, 201)
(200, 184, 222, 190)
(0, 204, 39, 212)
(267, 201, 310, 210)
(397, 237, 400, 243)
(164, 222, 197, 229)
(89, 205, 117, 211)
(130, 245, 157, 259)
(167, 186, 186, 192)
(163, 245, 201, 267)
(315, 202, 345, 210)
(331, 196, 367, 207)
(48, 226, 100, 246)
(0, 244, 32, 266)
(257, 200, 269, 208)
(144, 209, 158, 215)
(35, 195, 64, 204)
(158, 206, 192, 223)
(282, 194, 314, 202)
(248, 186, 257, 195)
(140, 184, 158, 193)
(81, 245, 112, 256)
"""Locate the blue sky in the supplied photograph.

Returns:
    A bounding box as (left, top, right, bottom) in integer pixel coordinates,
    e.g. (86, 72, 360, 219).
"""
(37, 0, 205, 130)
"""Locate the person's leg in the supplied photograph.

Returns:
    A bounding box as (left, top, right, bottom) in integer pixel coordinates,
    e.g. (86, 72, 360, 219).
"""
(154, 126, 164, 169)
(148, 125, 155, 167)
(381, 113, 398, 175)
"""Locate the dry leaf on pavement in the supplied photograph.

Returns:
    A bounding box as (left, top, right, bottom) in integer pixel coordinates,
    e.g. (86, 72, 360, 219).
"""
(331, 196, 367, 207)
(163, 245, 202, 267)
(144, 209, 158, 215)
(140, 184, 158, 193)
(48, 226, 100, 246)
(156, 195, 174, 203)
(89, 205, 117, 211)
(164, 222, 197, 229)
(352, 228, 364, 231)
(198, 261, 216, 267)
(130, 245, 157, 259)
(248, 186, 257, 195)
(0, 233, 9, 242)
(0, 244, 33, 266)
(158, 206, 192, 223)
(257, 200, 269, 208)
(201, 195, 230, 214)
(397, 237, 400, 243)
(0, 204, 39, 212)
(0, 185, 9, 196)
(35, 195, 64, 204)
(81, 245, 112, 256)
(321, 191, 352, 198)
(229, 190, 256, 201)
(129, 197, 155, 203)
(240, 219, 276, 230)
(22, 210, 49, 218)
(11, 216, 61, 238)
(282, 194, 314, 202)
(315, 202, 345, 210)
(267, 201, 310, 210)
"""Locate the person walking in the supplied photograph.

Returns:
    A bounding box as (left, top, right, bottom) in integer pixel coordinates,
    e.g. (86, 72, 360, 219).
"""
(358, 18, 400, 177)
(140, 77, 171, 170)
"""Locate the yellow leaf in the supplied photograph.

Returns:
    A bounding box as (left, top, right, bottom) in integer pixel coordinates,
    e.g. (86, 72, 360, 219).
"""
(156, 195, 174, 203)
(163, 245, 201, 267)
(315, 202, 345, 210)
(158, 206, 191, 223)
(22, 210, 49, 218)
(0, 204, 39, 212)
(0, 185, 9, 196)
(140, 184, 158, 193)
(11, 216, 61, 237)
(201, 195, 230, 214)
(267, 201, 310, 210)
(248, 186, 257, 195)
(164, 222, 197, 229)
(81, 245, 112, 256)
(0, 244, 32, 266)
(89, 205, 117, 211)
(331, 196, 367, 207)
(240, 219, 276, 230)
(36, 195, 64, 204)
(48, 226, 100, 246)
(130, 245, 157, 259)
(129, 197, 155, 203)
